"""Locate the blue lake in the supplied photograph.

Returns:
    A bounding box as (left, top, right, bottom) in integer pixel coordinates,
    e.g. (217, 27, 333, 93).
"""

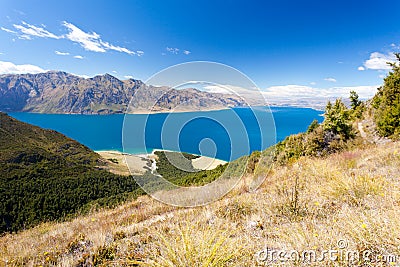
(9, 106, 323, 161)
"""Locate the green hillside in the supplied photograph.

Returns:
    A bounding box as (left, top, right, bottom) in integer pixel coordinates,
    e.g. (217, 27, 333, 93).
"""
(0, 112, 99, 165)
(0, 113, 144, 233)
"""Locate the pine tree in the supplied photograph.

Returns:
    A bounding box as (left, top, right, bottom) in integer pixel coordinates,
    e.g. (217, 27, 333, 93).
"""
(349, 90, 361, 110)
(373, 52, 400, 138)
(323, 99, 352, 139)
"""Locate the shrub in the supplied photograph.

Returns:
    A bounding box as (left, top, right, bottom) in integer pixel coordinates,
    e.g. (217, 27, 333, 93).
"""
(372, 52, 400, 138)
(323, 99, 354, 140)
(306, 119, 319, 133)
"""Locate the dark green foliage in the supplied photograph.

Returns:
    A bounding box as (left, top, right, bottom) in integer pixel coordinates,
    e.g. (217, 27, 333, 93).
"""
(0, 113, 144, 233)
(323, 99, 354, 139)
(0, 159, 144, 233)
(154, 151, 198, 178)
(350, 90, 362, 110)
(372, 53, 400, 138)
(175, 164, 227, 186)
(154, 151, 227, 186)
(306, 119, 319, 134)
(349, 90, 365, 119)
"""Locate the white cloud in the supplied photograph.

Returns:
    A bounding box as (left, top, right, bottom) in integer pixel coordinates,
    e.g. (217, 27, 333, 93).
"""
(62, 21, 139, 55)
(1, 27, 17, 34)
(72, 73, 90, 79)
(201, 84, 258, 95)
(310, 82, 316, 85)
(363, 52, 396, 70)
(100, 40, 135, 55)
(63, 22, 105, 52)
(166, 47, 179, 54)
(263, 84, 378, 99)
(55, 50, 70, 56)
(358, 66, 365, 71)
(124, 75, 134, 79)
(13, 21, 61, 39)
(178, 82, 379, 102)
(112, 70, 117, 73)
(0, 60, 45, 74)
(73, 55, 83, 59)
(3, 20, 144, 56)
(324, 77, 337, 82)
(3, 20, 142, 55)
(18, 34, 32, 40)
(202, 85, 233, 94)
(174, 82, 253, 95)
(165, 47, 191, 55)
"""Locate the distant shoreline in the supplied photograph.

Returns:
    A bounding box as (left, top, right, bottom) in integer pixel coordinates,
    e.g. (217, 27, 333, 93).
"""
(5, 105, 323, 115)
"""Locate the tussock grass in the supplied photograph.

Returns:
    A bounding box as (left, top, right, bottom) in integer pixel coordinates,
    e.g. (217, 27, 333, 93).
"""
(142, 220, 241, 266)
(1, 142, 400, 266)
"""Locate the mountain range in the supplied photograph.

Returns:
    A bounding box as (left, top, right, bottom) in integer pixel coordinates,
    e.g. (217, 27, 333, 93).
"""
(0, 71, 247, 114)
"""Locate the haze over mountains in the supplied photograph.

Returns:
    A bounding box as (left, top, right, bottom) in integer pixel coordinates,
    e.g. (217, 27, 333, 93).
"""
(0, 71, 247, 114)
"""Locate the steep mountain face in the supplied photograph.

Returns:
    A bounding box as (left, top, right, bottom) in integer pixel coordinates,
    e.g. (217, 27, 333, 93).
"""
(0, 71, 246, 114)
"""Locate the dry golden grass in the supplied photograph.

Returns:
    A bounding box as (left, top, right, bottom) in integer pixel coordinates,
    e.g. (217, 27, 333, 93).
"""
(1, 142, 400, 266)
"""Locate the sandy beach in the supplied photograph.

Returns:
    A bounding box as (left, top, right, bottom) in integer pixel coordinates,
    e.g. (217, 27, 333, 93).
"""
(96, 149, 227, 176)
(191, 155, 227, 170)
(96, 150, 150, 176)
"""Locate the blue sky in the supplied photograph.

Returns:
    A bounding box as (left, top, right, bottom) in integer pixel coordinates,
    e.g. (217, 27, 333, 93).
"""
(0, 0, 399, 99)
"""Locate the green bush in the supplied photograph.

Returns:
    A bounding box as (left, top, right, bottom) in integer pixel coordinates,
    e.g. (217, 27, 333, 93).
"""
(349, 90, 365, 119)
(306, 119, 319, 133)
(323, 99, 354, 139)
(372, 52, 400, 138)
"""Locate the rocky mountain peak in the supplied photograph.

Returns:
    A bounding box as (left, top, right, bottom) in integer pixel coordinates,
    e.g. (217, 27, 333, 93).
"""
(0, 71, 247, 114)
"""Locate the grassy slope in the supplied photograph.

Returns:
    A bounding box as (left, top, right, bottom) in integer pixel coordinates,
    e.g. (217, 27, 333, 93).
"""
(1, 140, 399, 266)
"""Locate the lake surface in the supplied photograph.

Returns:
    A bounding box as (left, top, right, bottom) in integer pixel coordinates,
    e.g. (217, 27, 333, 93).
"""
(9, 106, 323, 161)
